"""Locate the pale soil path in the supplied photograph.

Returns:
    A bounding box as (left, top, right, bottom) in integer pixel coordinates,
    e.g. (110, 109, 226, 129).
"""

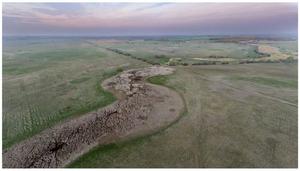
(3, 66, 184, 168)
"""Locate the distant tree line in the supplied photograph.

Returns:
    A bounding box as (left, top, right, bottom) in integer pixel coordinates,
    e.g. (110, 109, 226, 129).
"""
(106, 48, 297, 67)
(239, 57, 297, 64)
(207, 55, 230, 59)
(191, 57, 297, 66)
(106, 48, 161, 65)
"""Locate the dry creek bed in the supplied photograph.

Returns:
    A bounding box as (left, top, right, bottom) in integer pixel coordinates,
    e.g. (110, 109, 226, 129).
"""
(3, 66, 184, 168)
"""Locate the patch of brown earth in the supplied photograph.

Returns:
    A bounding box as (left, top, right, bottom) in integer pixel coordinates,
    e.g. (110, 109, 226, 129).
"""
(3, 66, 184, 168)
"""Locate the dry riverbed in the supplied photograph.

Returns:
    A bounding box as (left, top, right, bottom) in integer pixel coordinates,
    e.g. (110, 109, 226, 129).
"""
(3, 66, 184, 168)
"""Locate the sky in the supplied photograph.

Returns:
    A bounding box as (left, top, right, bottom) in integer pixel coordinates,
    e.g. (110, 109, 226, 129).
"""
(3, 3, 298, 36)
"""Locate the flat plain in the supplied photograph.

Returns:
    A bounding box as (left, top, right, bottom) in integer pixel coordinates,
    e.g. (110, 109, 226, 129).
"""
(3, 37, 148, 148)
(3, 36, 298, 167)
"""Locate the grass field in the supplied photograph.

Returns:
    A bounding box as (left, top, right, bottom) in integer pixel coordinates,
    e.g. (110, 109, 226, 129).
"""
(3, 36, 298, 168)
(3, 37, 148, 148)
(69, 63, 297, 168)
(231, 76, 297, 88)
(89, 37, 297, 65)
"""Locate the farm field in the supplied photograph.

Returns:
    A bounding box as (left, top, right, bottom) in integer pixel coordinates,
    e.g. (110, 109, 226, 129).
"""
(3, 36, 298, 168)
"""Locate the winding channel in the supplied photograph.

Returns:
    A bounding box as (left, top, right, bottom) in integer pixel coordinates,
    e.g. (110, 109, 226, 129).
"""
(3, 66, 184, 168)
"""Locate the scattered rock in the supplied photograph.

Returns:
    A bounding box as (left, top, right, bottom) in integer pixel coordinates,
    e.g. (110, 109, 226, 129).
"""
(3, 66, 183, 168)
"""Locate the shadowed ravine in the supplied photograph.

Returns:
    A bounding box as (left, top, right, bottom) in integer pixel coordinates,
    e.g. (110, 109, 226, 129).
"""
(3, 66, 184, 168)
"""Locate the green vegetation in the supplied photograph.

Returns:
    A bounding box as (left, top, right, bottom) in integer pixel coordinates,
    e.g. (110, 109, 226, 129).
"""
(3, 38, 147, 148)
(3, 36, 298, 167)
(69, 63, 297, 168)
(100, 38, 297, 66)
(70, 77, 91, 84)
(102, 67, 124, 78)
(68, 130, 151, 168)
(147, 75, 169, 85)
(3, 66, 119, 149)
(154, 55, 170, 64)
(106, 48, 170, 65)
(4, 48, 106, 75)
(69, 73, 188, 168)
(71, 131, 170, 168)
(232, 76, 297, 88)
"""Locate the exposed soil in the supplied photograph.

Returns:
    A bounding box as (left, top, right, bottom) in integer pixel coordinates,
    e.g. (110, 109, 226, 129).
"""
(3, 66, 184, 168)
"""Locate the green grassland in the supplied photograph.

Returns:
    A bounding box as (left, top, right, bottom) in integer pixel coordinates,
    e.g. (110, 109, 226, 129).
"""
(93, 38, 297, 65)
(98, 39, 260, 65)
(3, 37, 148, 148)
(147, 75, 169, 85)
(69, 63, 297, 168)
(3, 36, 298, 168)
(231, 76, 297, 88)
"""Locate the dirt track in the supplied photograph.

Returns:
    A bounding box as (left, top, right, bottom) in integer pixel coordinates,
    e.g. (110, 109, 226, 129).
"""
(3, 66, 184, 168)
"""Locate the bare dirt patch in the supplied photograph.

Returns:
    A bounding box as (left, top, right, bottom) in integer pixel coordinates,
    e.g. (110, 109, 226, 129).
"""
(3, 66, 184, 168)
(257, 44, 290, 61)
